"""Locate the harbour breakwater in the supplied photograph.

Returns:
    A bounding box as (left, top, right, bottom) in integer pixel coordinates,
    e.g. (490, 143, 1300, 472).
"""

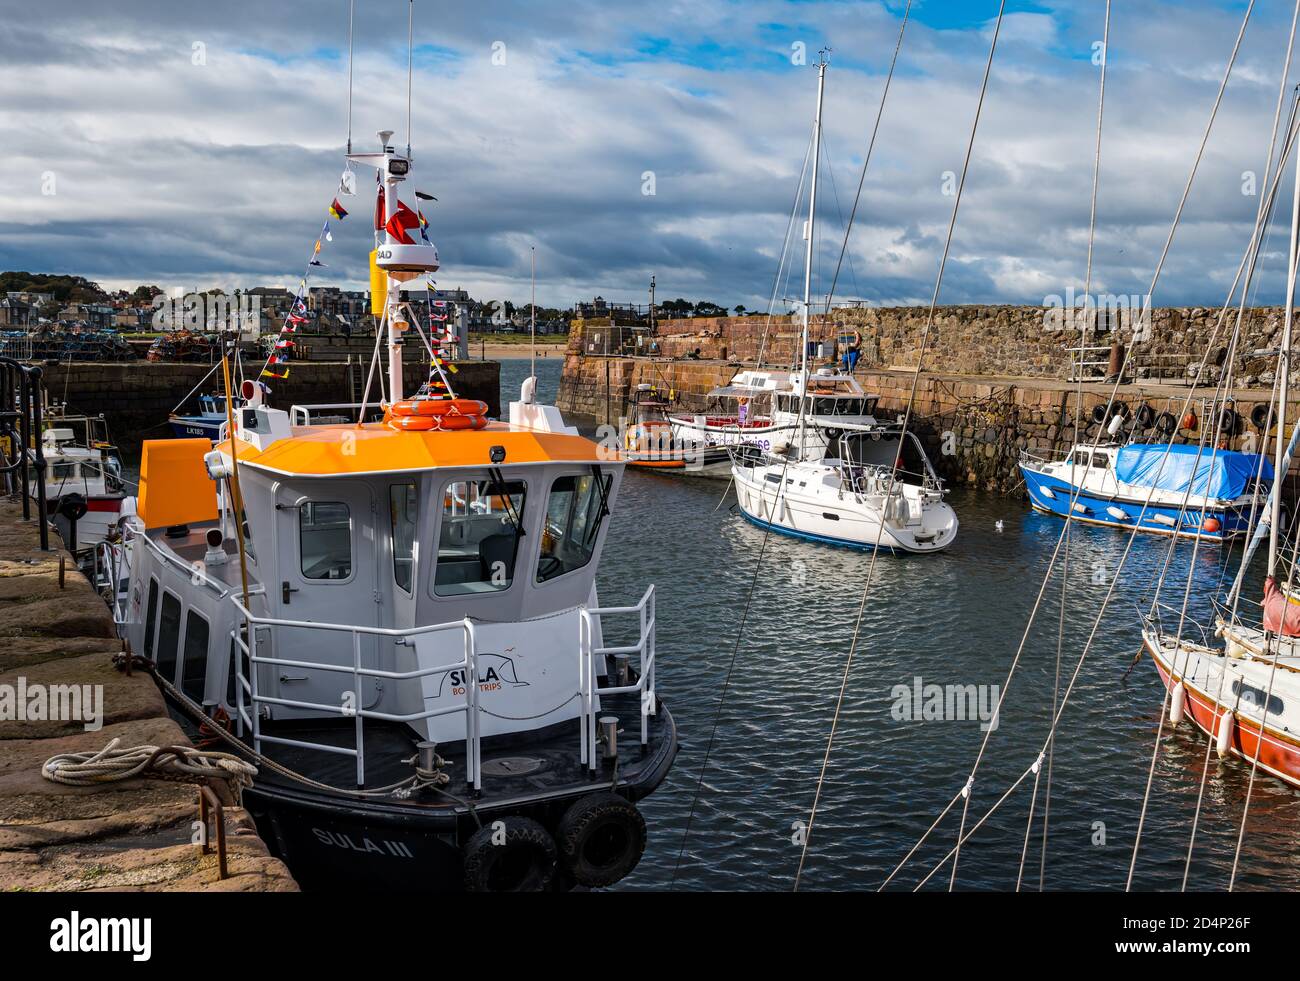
(38, 359, 500, 455)
(0, 501, 296, 891)
(558, 308, 1300, 492)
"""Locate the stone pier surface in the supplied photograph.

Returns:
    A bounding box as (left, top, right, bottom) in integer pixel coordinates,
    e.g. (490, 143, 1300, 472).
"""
(0, 502, 297, 892)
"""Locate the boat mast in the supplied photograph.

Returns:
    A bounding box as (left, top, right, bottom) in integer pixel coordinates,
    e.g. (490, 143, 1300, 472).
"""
(800, 53, 827, 385)
(1269, 131, 1300, 577)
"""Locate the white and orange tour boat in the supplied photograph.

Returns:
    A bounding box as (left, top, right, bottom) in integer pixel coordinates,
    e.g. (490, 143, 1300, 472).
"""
(100, 73, 675, 891)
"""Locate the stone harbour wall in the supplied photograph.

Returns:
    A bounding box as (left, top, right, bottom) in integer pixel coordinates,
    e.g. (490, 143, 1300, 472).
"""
(571, 305, 1294, 386)
(557, 354, 1300, 493)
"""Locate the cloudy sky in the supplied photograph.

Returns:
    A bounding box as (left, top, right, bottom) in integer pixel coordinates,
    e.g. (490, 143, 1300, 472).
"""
(2, 0, 1298, 310)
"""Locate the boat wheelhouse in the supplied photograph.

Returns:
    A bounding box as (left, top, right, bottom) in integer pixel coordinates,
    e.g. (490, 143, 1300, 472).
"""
(669, 366, 882, 472)
(1019, 441, 1273, 542)
(110, 385, 674, 890)
(168, 393, 232, 441)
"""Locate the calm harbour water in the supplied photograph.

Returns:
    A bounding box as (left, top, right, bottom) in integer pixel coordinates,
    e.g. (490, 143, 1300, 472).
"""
(503, 357, 1300, 892)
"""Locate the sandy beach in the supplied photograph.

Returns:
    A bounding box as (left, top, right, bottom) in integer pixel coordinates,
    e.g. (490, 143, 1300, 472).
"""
(469, 342, 568, 361)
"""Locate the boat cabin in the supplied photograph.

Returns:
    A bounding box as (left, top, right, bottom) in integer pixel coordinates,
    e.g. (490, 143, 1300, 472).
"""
(120, 394, 651, 787)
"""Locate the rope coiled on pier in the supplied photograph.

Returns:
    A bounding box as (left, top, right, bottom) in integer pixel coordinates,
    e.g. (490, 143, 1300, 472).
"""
(42, 737, 258, 792)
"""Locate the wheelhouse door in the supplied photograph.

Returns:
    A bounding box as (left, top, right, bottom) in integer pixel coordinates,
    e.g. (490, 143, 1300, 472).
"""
(272, 481, 381, 716)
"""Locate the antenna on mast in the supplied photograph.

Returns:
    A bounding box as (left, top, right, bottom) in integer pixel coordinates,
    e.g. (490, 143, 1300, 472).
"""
(345, 0, 355, 153)
(406, 0, 415, 157)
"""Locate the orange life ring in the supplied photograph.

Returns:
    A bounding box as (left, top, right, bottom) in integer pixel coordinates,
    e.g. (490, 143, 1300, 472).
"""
(435, 413, 488, 431)
(389, 415, 437, 431)
(391, 398, 489, 418)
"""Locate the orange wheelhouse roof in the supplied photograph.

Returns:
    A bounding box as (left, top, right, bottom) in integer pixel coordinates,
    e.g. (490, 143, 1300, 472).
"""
(219, 422, 620, 477)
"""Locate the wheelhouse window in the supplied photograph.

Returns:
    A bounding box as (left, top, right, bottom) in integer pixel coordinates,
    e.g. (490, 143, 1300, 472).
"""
(156, 592, 182, 684)
(390, 483, 417, 593)
(434, 479, 527, 596)
(537, 473, 611, 583)
(299, 502, 352, 580)
(143, 577, 159, 658)
(1070, 451, 1108, 469)
(181, 610, 210, 702)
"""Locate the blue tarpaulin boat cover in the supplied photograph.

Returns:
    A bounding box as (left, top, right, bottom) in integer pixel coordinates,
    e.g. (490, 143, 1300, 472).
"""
(1114, 443, 1274, 500)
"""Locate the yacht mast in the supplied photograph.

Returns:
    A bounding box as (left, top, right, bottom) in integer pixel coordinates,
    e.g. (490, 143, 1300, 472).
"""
(800, 53, 827, 384)
(1270, 134, 1300, 576)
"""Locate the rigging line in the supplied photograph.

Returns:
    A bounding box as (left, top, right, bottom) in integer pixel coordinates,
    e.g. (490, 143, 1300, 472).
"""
(822, 0, 911, 314)
(1228, 88, 1300, 610)
(755, 133, 814, 371)
(1231, 543, 1300, 889)
(912, 761, 1038, 891)
(345, 0, 355, 153)
(893, 74, 1276, 893)
(1131, 110, 1300, 888)
(1015, 760, 1042, 891)
(1134, 0, 1257, 340)
(1209, 487, 1300, 884)
(817, 134, 861, 308)
(1036, 0, 1110, 890)
(798, 0, 1008, 893)
(672, 81, 824, 888)
(912, 0, 1008, 893)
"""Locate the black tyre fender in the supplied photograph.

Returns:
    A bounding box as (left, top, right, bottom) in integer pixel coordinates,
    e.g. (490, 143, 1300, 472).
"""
(462, 815, 556, 892)
(1155, 411, 1177, 435)
(556, 792, 647, 888)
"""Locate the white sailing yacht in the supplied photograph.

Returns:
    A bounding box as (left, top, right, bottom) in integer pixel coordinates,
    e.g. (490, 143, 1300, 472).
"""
(729, 57, 958, 554)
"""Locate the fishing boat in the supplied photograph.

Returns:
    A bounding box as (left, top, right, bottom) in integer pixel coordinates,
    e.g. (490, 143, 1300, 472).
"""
(1019, 440, 1273, 542)
(728, 57, 957, 554)
(30, 409, 131, 549)
(100, 38, 676, 892)
(168, 393, 233, 441)
(621, 384, 692, 471)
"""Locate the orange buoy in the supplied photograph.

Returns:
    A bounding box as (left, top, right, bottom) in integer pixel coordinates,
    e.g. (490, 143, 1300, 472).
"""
(1202, 516, 1222, 534)
(1182, 411, 1198, 431)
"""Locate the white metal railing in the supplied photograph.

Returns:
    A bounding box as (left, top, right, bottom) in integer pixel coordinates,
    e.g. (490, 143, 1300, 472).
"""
(229, 598, 481, 790)
(578, 585, 656, 772)
(289, 403, 381, 426)
(1066, 344, 1111, 382)
(127, 530, 659, 792)
(93, 540, 129, 625)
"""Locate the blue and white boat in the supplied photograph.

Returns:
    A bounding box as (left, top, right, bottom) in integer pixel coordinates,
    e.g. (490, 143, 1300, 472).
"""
(168, 394, 231, 441)
(1019, 442, 1274, 542)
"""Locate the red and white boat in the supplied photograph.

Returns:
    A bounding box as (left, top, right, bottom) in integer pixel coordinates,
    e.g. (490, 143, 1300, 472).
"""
(1144, 602, 1300, 787)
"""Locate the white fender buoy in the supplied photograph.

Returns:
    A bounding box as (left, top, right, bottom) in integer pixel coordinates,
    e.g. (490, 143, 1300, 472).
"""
(1216, 710, 1234, 758)
(1170, 682, 1185, 726)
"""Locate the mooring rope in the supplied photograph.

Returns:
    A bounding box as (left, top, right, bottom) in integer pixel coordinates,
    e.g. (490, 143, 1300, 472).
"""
(42, 736, 258, 792)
